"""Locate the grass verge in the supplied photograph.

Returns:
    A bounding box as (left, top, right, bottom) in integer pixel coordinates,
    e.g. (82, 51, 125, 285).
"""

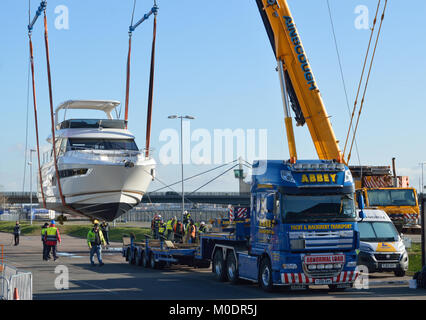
(0, 221, 151, 243)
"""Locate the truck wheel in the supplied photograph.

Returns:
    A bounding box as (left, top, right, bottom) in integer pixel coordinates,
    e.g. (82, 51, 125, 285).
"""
(226, 251, 239, 284)
(259, 258, 274, 292)
(142, 251, 148, 268)
(213, 249, 227, 282)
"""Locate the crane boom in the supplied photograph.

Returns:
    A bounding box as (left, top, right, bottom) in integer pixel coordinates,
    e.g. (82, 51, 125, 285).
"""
(256, 0, 342, 162)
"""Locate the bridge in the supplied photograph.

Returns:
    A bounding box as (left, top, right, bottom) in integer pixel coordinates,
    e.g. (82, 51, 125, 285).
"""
(1, 192, 251, 206)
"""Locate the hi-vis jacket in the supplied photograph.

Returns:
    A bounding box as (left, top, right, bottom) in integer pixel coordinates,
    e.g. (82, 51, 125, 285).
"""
(44, 226, 61, 246)
(87, 229, 106, 248)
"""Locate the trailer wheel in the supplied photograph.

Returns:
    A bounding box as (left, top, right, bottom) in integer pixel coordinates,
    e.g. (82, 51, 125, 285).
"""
(128, 249, 136, 265)
(226, 251, 239, 284)
(135, 249, 142, 266)
(149, 253, 158, 269)
(142, 251, 148, 268)
(259, 257, 274, 292)
(212, 249, 227, 282)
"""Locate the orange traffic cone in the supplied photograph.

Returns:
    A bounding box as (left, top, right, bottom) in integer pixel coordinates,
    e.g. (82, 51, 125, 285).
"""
(13, 287, 19, 300)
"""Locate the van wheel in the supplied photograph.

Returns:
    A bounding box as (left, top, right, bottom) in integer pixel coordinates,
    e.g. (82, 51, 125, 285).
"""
(212, 249, 227, 282)
(395, 270, 406, 277)
(226, 251, 239, 284)
(259, 258, 274, 292)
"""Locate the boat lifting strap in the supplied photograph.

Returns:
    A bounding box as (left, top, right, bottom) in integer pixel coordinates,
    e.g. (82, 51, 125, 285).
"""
(145, 10, 158, 158)
(27, 0, 49, 208)
(27, 1, 86, 216)
(124, 0, 159, 144)
(28, 33, 47, 208)
(42, 8, 67, 207)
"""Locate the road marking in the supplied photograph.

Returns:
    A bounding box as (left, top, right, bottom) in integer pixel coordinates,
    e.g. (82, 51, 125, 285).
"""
(73, 280, 120, 295)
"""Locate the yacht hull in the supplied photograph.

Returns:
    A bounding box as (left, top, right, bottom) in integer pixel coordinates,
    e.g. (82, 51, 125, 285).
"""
(38, 155, 155, 221)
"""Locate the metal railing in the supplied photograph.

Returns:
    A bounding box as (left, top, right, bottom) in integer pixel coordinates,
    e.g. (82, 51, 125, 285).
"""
(0, 213, 21, 221)
(118, 208, 229, 224)
(0, 264, 32, 300)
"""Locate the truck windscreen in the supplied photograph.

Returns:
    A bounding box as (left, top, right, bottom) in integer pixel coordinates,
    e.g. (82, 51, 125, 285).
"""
(281, 194, 356, 223)
(366, 189, 416, 207)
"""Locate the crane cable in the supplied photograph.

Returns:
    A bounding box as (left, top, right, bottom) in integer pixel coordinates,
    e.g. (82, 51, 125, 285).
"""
(326, 0, 362, 167)
(347, 0, 388, 163)
(342, 0, 382, 162)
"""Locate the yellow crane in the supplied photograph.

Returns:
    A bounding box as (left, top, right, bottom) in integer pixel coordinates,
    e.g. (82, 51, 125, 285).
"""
(256, 0, 419, 231)
(256, 0, 342, 163)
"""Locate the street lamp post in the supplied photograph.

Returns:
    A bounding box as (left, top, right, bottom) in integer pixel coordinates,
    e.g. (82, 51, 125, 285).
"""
(29, 149, 36, 225)
(168, 115, 195, 220)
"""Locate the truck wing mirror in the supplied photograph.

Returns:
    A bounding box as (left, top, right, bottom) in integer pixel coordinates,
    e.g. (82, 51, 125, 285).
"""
(357, 193, 365, 221)
(357, 193, 365, 210)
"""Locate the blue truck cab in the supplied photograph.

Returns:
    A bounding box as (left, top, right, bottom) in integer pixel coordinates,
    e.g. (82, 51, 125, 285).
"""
(217, 159, 360, 291)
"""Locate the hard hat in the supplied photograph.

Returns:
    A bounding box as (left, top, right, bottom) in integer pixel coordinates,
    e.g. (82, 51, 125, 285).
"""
(93, 219, 99, 224)
(50, 220, 55, 225)
(201, 221, 205, 225)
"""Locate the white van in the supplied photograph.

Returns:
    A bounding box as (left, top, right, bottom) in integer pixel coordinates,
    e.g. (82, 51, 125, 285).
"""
(357, 209, 409, 277)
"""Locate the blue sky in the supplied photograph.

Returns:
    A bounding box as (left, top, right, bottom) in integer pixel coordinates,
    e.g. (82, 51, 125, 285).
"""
(1, 0, 425, 193)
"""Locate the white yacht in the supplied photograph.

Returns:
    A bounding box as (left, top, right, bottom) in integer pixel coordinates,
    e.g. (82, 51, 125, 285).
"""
(37, 100, 156, 221)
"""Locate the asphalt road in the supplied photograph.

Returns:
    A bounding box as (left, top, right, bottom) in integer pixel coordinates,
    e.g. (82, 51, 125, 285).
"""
(1, 232, 425, 301)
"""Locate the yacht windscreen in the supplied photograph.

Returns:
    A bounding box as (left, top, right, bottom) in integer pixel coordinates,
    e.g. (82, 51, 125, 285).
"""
(68, 138, 139, 151)
(60, 119, 126, 129)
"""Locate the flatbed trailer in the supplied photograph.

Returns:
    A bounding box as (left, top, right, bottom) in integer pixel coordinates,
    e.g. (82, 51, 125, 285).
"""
(122, 235, 211, 269)
(122, 222, 250, 270)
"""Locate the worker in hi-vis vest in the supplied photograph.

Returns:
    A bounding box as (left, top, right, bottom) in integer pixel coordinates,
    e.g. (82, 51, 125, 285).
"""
(87, 222, 106, 266)
(41, 222, 50, 260)
(44, 220, 61, 261)
(166, 216, 176, 241)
